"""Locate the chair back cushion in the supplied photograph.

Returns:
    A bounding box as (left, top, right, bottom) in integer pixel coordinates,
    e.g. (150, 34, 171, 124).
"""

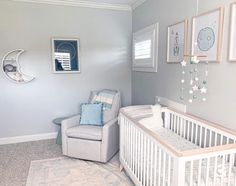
(89, 89, 121, 123)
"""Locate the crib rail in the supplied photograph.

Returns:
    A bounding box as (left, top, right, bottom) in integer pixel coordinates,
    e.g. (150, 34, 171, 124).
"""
(182, 148, 236, 186)
(120, 114, 175, 186)
(119, 106, 236, 186)
(165, 108, 236, 148)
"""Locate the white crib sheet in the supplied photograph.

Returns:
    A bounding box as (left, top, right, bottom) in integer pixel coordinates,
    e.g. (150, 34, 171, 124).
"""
(153, 127, 200, 151)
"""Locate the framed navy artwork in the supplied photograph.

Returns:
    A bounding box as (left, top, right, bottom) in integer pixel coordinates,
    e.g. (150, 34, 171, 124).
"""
(52, 38, 80, 73)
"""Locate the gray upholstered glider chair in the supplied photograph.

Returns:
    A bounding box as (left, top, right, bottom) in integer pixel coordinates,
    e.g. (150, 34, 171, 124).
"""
(61, 90, 121, 163)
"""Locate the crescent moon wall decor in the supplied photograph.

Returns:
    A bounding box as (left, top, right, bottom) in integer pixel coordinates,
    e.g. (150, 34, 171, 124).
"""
(2, 49, 35, 83)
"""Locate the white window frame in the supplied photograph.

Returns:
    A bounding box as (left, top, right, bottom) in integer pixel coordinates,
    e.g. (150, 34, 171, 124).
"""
(132, 23, 159, 72)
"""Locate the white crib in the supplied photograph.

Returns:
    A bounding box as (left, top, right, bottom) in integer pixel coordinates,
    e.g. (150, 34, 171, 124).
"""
(119, 105, 236, 186)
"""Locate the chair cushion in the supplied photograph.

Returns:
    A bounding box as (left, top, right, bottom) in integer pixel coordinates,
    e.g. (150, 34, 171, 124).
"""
(66, 125, 103, 141)
(89, 90, 121, 124)
(91, 90, 117, 110)
(80, 103, 103, 126)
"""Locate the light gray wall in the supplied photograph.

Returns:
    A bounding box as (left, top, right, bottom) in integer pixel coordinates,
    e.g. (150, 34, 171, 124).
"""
(0, 1, 132, 138)
(132, 0, 236, 131)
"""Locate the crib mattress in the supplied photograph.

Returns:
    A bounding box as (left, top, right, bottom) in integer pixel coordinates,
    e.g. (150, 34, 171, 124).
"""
(152, 127, 200, 151)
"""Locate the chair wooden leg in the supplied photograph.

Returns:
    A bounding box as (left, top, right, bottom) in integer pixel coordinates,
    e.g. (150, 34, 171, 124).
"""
(120, 164, 124, 172)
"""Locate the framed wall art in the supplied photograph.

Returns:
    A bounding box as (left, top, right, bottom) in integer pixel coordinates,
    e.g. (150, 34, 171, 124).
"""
(229, 3, 236, 61)
(167, 20, 188, 63)
(191, 7, 224, 62)
(52, 38, 80, 73)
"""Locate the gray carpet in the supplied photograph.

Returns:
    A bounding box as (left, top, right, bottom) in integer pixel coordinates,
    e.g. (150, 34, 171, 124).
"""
(0, 139, 62, 186)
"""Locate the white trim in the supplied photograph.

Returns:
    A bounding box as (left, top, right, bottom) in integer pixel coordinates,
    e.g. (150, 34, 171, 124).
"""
(0, 132, 57, 145)
(131, 0, 146, 10)
(155, 96, 187, 113)
(12, 0, 132, 11)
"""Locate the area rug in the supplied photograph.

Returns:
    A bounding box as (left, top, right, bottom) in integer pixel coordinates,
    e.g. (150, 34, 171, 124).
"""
(26, 155, 133, 186)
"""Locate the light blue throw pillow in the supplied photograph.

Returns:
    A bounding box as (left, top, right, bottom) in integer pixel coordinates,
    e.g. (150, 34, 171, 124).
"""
(80, 103, 103, 126)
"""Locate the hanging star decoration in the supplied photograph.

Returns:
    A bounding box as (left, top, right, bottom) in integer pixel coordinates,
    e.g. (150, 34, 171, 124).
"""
(181, 60, 187, 67)
(192, 85, 198, 91)
(200, 87, 207, 94)
(179, 54, 208, 103)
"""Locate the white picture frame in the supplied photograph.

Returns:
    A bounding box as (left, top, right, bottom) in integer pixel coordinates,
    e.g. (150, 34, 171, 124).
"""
(229, 3, 236, 61)
(191, 7, 224, 62)
(51, 38, 80, 73)
(167, 20, 188, 63)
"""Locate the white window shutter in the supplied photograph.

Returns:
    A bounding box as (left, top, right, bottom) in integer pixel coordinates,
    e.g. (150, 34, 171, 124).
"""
(132, 23, 159, 72)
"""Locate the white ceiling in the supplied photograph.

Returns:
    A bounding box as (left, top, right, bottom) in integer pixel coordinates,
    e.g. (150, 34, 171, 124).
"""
(13, 0, 146, 11)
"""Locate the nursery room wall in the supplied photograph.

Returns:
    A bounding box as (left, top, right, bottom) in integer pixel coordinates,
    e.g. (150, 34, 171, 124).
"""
(0, 0, 132, 139)
(132, 0, 236, 131)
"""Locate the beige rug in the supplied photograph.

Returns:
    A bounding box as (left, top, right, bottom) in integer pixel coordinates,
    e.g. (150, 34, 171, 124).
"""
(26, 155, 133, 186)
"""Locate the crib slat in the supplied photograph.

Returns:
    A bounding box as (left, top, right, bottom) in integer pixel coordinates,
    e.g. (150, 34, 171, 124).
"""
(140, 133, 144, 184)
(176, 116, 180, 135)
(124, 120, 127, 163)
(187, 121, 190, 140)
(220, 135, 224, 145)
(162, 152, 166, 186)
(158, 149, 161, 186)
(213, 156, 218, 185)
(167, 155, 171, 186)
(227, 153, 233, 186)
(154, 145, 158, 186)
(131, 125, 134, 172)
(127, 120, 129, 163)
(135, 128, 138, 177)
(184, 120, 188, 139)
(137, 130, 140, 181)
(147, 139, 150, 186)
(180, 118, 183, 137)
(171, 114, 174, 131)
(209, 131, 212, 147)
(133, 126, 135, 172)
(226, 137, 229, 145)
(189, 161, 193, 186)
(221, 155, 225, 186)
(195, 124, 198, 145)
(215, 133, 218, 146)
(191, 122, 194, 143)
(199, 126, 202, 147)
(174, 115, 177, 132)
(143, 136, 147, 185)
(150, 142, 154, 186)
(204, 128, 207, 148)
(205, 158, 209, 185)
(197, 159, 202, 186)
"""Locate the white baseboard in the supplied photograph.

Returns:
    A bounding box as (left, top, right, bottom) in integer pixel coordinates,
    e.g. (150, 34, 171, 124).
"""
(0, 132, 57, 145)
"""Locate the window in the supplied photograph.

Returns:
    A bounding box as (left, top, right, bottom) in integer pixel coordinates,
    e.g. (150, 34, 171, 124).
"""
(132, 23, 159, 72)
(134, 40, 151, 59)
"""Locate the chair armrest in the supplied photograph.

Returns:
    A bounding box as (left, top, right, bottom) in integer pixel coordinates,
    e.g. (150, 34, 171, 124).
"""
(102, 118, 118, 134)
(101, 118, 119, 162)
(61, 114, 80, 155)
(61, 114, 80, 130)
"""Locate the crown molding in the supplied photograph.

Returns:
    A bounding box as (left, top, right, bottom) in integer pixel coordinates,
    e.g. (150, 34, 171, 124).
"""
(131, 0, 146, 10)
(12, 0, 132, 11)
